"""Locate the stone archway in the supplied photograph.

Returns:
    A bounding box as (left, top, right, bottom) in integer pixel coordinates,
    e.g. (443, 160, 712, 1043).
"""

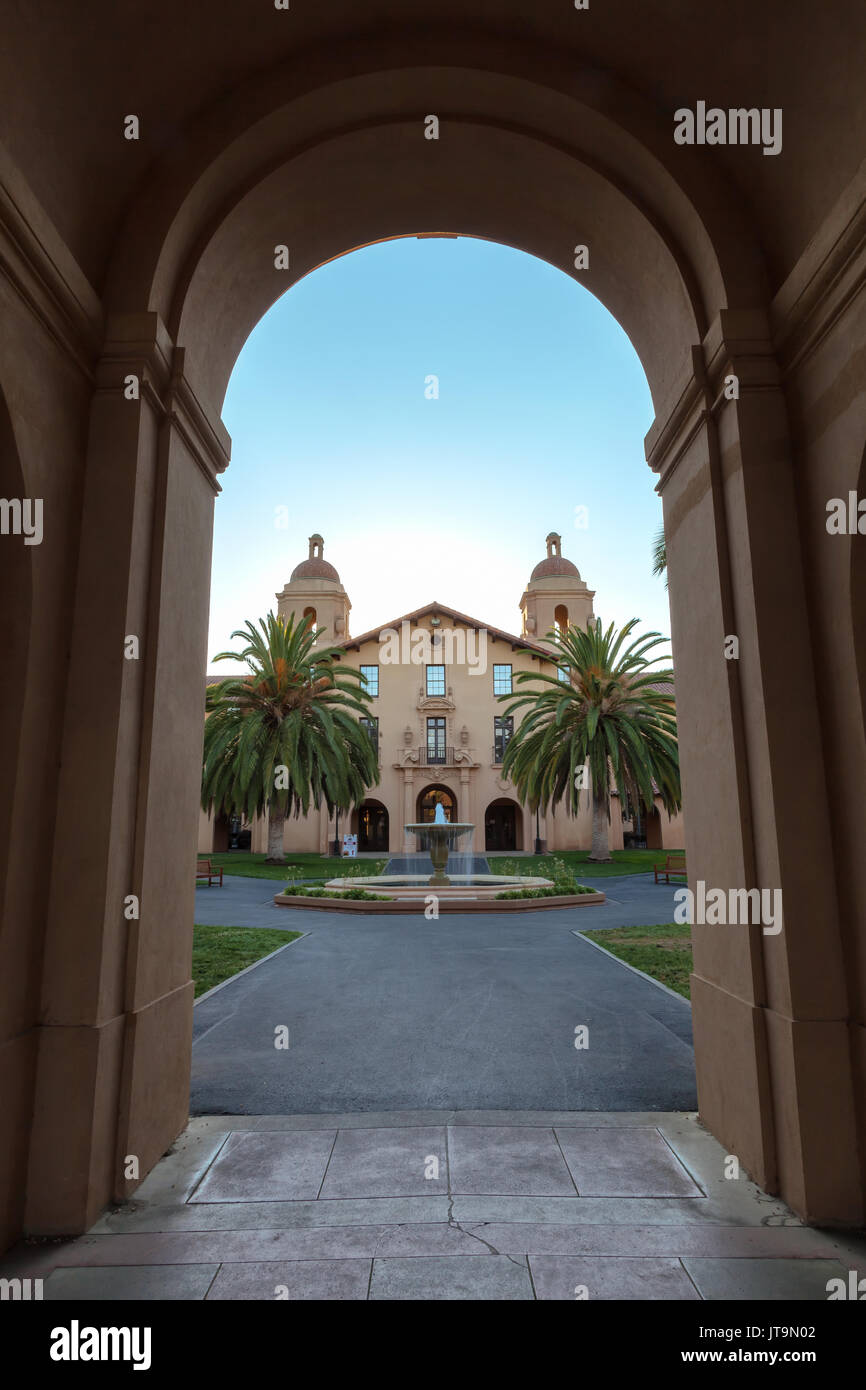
(485, 798, 524, 853)
(0, 388, 30, 923)
(353, 799, 389, 854)
(417, 785, 457, 824)
(854, 445, 866, 744)
(3, 13, 865, 1241)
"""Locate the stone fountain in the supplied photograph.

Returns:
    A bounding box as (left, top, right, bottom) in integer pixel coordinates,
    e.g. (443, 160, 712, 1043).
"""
(312, 801, 578, 908)
(403, 802, 475, 887)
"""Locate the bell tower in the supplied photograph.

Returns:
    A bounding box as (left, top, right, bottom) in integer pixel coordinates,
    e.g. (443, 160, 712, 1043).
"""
(519, 532, 595, 648)
(275, 533, 351, 644)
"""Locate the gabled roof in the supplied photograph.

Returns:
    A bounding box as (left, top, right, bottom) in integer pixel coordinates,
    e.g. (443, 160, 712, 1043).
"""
(338, 600, 555, 662)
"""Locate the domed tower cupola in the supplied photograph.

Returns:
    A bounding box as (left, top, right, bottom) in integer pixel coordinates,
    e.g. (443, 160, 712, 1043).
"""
(519, 532, 595, 647)
(276, 533, 351, 643)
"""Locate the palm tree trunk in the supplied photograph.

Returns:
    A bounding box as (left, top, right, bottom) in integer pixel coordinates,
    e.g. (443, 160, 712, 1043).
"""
(265, 808, 286, 863)
(588, 789, 612, 862)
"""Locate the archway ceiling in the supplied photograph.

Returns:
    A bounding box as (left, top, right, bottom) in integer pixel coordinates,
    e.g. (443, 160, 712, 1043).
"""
(175, 119, 700, 414)
(93, 48, 773, 419)
(1, 6, 863, 296)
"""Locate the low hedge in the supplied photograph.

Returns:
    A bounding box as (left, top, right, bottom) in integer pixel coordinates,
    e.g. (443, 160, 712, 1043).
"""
(281, 885, 392, 901)
(495, 885, 596, 900)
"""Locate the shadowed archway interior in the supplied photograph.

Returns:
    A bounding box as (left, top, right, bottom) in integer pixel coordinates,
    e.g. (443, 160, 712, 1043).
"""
(1, 8, 865, 1247)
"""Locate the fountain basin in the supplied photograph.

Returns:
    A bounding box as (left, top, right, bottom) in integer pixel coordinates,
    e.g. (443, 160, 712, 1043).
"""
(274, 880, 606, 913)
(323, 873, 555, 898)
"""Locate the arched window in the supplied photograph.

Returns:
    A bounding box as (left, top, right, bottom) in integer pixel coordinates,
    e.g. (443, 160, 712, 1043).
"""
(554, 604, 569, 634)
(302, 606, 317, 631)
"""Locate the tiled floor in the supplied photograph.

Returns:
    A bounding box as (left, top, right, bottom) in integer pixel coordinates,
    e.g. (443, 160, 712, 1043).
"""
(5, 1112, 865, 1300)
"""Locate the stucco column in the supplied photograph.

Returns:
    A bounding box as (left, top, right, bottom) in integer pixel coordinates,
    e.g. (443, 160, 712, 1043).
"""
(459, 767, 473, 849)
(25, 315, 228, 1232)
(402, 768, 415, 852)
(649, 312, 861, 1221)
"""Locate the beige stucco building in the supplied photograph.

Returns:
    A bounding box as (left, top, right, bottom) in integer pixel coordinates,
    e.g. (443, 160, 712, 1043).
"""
(199, 532, 686, 858)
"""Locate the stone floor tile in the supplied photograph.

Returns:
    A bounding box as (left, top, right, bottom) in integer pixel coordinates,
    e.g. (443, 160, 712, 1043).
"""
(450, 1195, 710, 1226)
(464, 1223, 850, 1259)
(94, 1196, 450, 1233)
(369, 1255, 534, 1300)
(318, 1127, 447, 1198)
(40, 1223, 481, 1268)
(530, 1255, 701, 1300)
(682, 1257, 851, 1301)
(189, 1130, 336, 1203)
(448, 1126, 576, 1196)
(255, 1110, 454, 1130)
(44, 1264, 219, 1300)
(554, 1126, 703, 1197)
(205, 1259, 371, 1300)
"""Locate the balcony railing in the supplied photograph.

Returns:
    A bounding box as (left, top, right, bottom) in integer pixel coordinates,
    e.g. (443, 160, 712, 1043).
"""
(419, 744, 455, 766)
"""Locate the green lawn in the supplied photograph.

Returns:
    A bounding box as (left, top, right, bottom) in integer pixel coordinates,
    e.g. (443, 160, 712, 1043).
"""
(201, 848, 663, 883)
(200, 852, 386, 882)
(580, 923, 693, 999)
(489, 849, 665, 878)
(192, 924, 301, 997)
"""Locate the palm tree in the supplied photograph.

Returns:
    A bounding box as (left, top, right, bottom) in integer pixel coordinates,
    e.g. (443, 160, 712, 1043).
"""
(652, 524, 668, 588)
(500, 617, 681, 861)
(202, 612, 379, 863)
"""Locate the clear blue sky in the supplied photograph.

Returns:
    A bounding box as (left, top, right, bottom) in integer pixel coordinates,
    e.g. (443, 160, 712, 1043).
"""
(209, 236, 670, 669)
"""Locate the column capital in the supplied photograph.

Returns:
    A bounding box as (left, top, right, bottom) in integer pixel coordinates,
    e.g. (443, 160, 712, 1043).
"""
(646, 311, 780, 491)
(97, 314, 231, 491)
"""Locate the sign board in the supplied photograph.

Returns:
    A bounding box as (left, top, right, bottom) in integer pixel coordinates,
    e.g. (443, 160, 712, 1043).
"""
(341, 834, 358, 858)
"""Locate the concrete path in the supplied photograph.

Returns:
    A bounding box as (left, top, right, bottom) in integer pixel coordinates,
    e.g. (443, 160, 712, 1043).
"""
(191, 875, 694, 1114)
(6, 1113, 865, 1301)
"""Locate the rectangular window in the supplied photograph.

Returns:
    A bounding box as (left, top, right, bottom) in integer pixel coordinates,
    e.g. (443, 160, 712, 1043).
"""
(360, 716, 379, 751)
(426, 664, 446, 697)
(427, 716, 447, 764)
(557, 665, 570, 684)
(360, 664, 379, 697)
(494, 715, 513, 763)
(493, 664, 512, 696)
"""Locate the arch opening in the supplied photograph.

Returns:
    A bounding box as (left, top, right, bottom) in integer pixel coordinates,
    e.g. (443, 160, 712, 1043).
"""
(484, 797, 524, 852)
(352, 799, 389, 853)
(417, 785, 457, 824)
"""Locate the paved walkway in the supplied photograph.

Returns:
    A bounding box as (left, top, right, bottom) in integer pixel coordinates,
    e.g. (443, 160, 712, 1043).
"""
(191, 876, 695, 1113)
(193, 871, 682, 930)
(6, 1113, 865, 1300)
(9, 883, 863, 1300)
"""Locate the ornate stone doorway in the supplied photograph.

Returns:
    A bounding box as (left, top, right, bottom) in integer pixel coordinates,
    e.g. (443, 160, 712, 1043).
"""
(417, 785, 457, 824)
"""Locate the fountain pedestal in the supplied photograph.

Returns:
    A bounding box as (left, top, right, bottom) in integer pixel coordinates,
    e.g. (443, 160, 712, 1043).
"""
(428, 831, 452, 886)
(403, 812, 475, 887)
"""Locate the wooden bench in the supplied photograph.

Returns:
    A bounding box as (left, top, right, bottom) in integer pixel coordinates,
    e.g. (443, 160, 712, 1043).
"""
(654, 853, 687, 884)
(196, 857, 224, 887)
